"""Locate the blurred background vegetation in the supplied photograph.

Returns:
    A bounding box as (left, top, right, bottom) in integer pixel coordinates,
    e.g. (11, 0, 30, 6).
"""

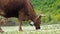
(31, 0, 60, 25)
(0, 0, 60, 26)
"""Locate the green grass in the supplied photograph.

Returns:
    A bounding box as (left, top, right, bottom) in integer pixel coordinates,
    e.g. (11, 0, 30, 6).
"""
(0, 24, 60, 34)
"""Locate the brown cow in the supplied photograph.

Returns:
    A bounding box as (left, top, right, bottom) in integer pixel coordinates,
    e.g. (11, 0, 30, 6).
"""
(0, 0, 41, 32)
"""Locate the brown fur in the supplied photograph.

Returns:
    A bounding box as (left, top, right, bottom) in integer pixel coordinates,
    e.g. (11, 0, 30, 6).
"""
(0, 18, 7, 25)
(0, 18, 7, 32)
(0, 0, 41, 32)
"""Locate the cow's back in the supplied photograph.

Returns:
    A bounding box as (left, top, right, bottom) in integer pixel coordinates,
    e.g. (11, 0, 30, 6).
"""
(0, 0, 25, 10)
(0, 0, 25, 18)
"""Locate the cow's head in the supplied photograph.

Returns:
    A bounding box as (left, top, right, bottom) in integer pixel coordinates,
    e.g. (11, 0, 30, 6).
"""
(34, 15, 41, 30)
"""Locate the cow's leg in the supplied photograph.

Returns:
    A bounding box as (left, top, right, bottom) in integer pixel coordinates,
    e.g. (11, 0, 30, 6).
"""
(0, 28, 4, 32)
(1, 18, 7, 25)
(18, 18, 22, 31)
(18, 10, 24, 31)
(0, 22, 3, 32)
(0, 24, 3, 32)
(0, 18, 8, 32)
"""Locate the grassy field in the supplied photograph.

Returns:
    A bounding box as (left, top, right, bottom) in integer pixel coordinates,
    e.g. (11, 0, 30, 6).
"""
(0, 24, 60, 34)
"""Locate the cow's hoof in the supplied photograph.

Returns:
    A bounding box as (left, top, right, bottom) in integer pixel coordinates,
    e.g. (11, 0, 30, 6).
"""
(36, 27, 40, 30)
(19, 29, 23, 31)
(0, 30, 4, 33)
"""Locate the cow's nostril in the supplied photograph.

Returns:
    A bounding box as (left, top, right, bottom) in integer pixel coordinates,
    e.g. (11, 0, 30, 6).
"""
(36, 26, 40, 30)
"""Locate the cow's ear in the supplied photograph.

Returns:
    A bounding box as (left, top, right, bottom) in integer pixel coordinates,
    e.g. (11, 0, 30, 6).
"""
(35, 15, 41, 21)
(39, 15, 41, 18)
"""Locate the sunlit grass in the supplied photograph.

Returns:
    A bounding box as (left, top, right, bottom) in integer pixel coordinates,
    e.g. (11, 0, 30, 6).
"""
(0, 24, 60, 34)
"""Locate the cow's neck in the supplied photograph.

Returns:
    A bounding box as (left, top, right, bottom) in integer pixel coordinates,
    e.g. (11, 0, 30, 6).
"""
(29, 14, 38, 22)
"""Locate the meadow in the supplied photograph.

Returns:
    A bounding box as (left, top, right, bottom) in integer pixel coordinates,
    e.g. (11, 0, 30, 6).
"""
(0, 24, 60, 34)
